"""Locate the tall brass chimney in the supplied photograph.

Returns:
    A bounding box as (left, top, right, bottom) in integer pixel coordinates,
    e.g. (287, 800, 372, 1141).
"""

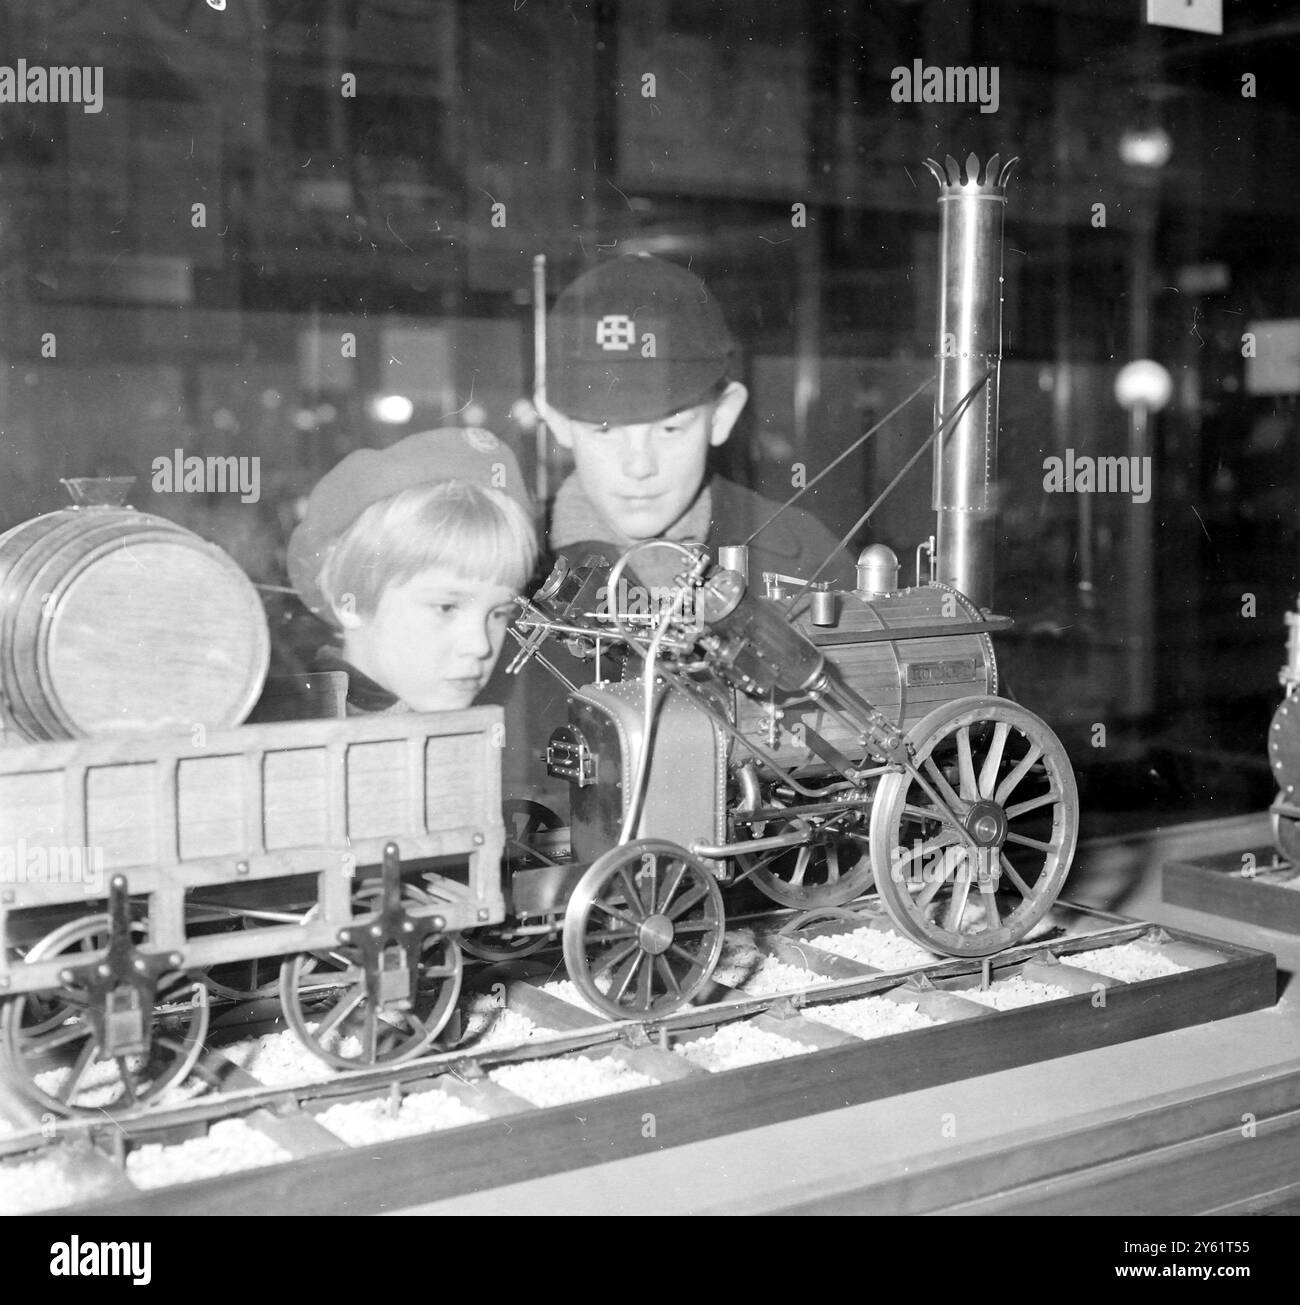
(923, 152, 1017, 611)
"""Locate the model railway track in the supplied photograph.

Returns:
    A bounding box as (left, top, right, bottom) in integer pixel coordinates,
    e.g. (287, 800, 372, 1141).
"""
(0, 901, 1276, 1214)
(3, 899, 1140, 1154)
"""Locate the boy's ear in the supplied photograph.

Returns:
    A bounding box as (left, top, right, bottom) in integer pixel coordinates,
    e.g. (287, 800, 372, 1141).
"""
(707, 381, 749, 448)
(534, 394, 575, 450)
(331, 592, 365, 630)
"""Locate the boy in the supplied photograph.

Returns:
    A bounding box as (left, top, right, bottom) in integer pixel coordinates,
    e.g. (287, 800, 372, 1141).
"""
(533, 253, 854, 590)
(285, 426, 537, 716)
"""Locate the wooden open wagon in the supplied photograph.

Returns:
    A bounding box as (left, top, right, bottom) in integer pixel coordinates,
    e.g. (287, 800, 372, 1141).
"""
(0, 708, 505, 1114)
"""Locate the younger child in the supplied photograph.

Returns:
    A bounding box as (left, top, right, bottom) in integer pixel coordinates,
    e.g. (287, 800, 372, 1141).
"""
(286, 427, 537, 715)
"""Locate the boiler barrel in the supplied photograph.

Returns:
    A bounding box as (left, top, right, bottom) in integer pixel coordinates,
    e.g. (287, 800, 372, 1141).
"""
(0, 506, 269, 741)
(731, 584, 997, 769)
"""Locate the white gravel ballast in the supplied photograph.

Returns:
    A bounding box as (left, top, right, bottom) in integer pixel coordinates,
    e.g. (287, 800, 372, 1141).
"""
(807, 926, 937, 971)
(674, 1022, 815, 1072)
(804, 994, 938, 1039)
(0, 1153, 119, 1215)
(958, 976, 1073, 1010)
(709, 929, 834, 996)
(221, 1027, 341, 1086)
(1062, 941, 1189, 983)
(710, 929, 765, 987)
(314, 1089, 486, 1145)
(126, 1118, 291, 1190)
(489, 1055, 658, 1107)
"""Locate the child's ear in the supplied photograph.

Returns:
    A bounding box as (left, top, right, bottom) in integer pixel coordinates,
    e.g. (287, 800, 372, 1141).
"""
(534, 394, 575, 450)
(330, 591, 365, 630)
(708, 381, 749, 448)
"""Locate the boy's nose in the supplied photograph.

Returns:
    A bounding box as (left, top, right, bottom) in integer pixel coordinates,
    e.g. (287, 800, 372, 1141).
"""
(620, 426, 657, 480)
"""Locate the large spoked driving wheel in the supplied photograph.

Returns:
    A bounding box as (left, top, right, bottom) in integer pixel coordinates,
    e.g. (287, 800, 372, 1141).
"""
(280, 884, 463, 1070)
(562, 840, 725, 1020)
(0, 916, 209, 1117)
(736, 798, 873, 908)
(870, 696, 1078, 957)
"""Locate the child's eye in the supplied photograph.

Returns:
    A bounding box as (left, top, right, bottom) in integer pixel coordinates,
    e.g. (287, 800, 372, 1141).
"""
(430, 602, 459, 615)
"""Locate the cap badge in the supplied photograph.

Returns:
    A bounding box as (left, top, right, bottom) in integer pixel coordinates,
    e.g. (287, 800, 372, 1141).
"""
(462, 427, 500, 452)
(595, 314, 636, 351)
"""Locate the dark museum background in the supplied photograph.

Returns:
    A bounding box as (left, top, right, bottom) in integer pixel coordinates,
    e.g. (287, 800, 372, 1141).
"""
(1, 0, 1298, 836)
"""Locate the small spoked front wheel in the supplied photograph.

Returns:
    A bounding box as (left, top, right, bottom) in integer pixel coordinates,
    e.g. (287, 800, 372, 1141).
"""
(562, 840, 725, 1020)
(870, 696, 1078, 957)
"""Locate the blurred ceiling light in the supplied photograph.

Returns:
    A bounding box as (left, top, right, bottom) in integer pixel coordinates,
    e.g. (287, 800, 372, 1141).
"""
(623, 234, 697, 256)
(511, 397, 539, 431)
(370, 394, 415, 424)
(1118, 125, 1173, 169)
(1115, 360, 1174, 412)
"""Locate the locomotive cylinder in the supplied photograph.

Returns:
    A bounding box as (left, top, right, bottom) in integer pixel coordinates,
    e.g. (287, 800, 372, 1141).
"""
(696, 569, 826, 696)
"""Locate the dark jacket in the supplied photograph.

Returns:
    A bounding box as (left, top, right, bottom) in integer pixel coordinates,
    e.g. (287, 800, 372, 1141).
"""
(553, 475, 855, 591)
(486, 475, 855, 808)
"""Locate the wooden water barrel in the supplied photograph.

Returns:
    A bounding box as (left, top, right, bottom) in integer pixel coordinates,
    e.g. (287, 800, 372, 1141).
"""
(0, 480, 269, 741)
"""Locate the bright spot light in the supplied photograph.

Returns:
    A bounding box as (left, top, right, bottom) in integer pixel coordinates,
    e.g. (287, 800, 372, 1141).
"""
(370, 394, 414, 424)
(1115, 360, 1173, 412)
(510, 397, 539, 430)
(1118, 127, 1173, 170)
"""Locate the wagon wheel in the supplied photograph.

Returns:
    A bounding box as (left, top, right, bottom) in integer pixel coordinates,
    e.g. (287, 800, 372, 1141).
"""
(279, 883, 462, 1070)
(456, 799, 564, 962)
(1271, 808, 1300, 865)
(458, 920, 554, 963)
(870, 696, 1078, 958)
(0, 915, 209, 1118)
(736, 801, 874, 908)
(200, 916, 284, 1001)
(562, 840, 725, 1020)
(503, 799, 565, 864)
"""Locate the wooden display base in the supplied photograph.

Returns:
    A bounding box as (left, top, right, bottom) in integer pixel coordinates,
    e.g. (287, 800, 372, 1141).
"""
(56, 918, 1277, 1216)
(1162, 845, 1300, 935)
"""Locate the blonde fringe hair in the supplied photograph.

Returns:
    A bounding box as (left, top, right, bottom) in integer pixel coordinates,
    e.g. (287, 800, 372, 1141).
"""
(318, 481, 537, 621)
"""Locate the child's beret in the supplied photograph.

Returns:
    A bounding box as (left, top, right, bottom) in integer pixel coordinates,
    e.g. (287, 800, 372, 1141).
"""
(287, 426, 531, 622)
